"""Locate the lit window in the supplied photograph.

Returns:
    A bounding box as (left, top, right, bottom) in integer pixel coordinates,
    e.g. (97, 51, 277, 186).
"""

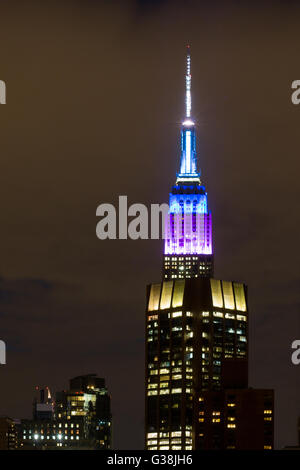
(213, 311, 223, 318)
(210, 279, 223, 308)
(237, 315, 246, 322)
(159, 440, 169, 445)
(233, 283, 247, 312)
(160, 382, 169, 388)
(148, 384, 158, 390)
(147, 439, 157, 445)
(172, 311, 182, 318)
(160, 281, 173, 309)
(225, 313, 235, 319)
(222, 281, 235, 310)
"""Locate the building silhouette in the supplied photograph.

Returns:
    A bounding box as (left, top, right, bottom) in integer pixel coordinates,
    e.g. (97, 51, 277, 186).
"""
(32, 386, 54, 421)
(0, 417, 18, 450)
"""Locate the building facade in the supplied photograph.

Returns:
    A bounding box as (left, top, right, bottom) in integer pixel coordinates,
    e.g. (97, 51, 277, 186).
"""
(145, 278, 249, 449)
(197, 387, 274, 450)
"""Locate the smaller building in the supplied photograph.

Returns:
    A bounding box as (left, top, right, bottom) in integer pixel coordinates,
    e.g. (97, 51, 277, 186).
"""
(55, 374, 112, 449)
(197, 387, 274, 450)
(18, 374, 112, 450)
(0, 416, 18, 450)
(20, 417, 84, 449)
(33, 386, 54, 421)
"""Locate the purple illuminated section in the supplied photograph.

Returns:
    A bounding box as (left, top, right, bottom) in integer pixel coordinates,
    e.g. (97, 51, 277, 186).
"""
(164, 191, 213, 255)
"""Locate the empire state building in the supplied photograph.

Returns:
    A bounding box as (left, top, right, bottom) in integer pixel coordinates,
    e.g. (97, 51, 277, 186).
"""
(145, 47, 274, 451)
(163, 45, 213, 280)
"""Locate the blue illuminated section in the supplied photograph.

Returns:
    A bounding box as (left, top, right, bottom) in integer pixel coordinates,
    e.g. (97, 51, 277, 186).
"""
(169, 191, 207, 214)
(164, 187, 212, 255)
(177, 123, 200, 182)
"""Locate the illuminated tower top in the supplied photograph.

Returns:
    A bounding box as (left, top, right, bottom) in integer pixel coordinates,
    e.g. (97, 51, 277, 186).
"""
(177, 45, 201, 184)
(163, 46, 213, 277)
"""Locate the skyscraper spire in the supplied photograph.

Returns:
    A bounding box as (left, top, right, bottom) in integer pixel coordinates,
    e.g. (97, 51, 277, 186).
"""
(185, 44, 192, 119)
(177, 45, 200, 182)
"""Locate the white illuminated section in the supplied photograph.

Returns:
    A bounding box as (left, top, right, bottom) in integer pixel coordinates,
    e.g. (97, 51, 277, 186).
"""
(185, 56, 192, 118)
(185, 131, 191, 173)
(176, 177, 200, 183)
(186, 52, 191, 118)
(183, 119, 194, 126)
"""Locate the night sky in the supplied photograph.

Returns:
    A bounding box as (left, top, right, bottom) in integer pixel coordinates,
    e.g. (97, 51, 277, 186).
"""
(0, 0, 299, 449)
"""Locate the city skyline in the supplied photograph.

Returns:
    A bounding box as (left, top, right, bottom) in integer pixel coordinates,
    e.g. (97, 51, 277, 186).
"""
(1, 374, 112, 450)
